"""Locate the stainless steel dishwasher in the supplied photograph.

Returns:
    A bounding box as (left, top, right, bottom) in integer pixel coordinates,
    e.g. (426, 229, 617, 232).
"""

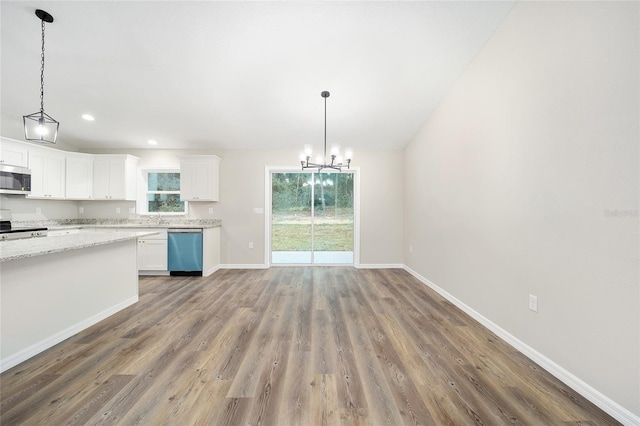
(167, 228, 203, 276)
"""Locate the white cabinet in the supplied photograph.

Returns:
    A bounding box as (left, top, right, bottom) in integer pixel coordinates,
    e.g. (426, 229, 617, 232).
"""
(134, 229, 168, 271)
(202, 227, 220, 277)
(180, 155, 220, 201)
(0, 138, 28, 167)
(138, 239, 168, 271)
(65, 152, 94, 200)
(93, 155, 138, 200)
(27, 146, 66, 199)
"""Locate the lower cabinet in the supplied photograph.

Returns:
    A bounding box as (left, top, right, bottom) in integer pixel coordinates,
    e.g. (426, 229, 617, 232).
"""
(203, 227, 220, 276)
(135, 229, 168, 272)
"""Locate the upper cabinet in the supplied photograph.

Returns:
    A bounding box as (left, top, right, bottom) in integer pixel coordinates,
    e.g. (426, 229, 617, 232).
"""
(0, 137, 29, 168)
(65, 152, 94, 200)
(180, 155, 221, 201)
(27, 146, 66, 199)
(93, 154, 138, 200)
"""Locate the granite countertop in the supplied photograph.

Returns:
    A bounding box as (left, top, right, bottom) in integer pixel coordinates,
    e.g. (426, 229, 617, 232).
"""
(0, 230, 159, 262)
(47, 223, 219, 231)
(13, 218, 222, 231)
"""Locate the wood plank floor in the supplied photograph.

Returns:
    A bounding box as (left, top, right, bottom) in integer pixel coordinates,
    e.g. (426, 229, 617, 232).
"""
(0, 267, 619, 425)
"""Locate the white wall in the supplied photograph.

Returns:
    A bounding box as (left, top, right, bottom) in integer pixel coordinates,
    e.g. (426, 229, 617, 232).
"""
(87, 148, 404, 266)
(404, 1, 639, 418)
(0, 195, 78, 220)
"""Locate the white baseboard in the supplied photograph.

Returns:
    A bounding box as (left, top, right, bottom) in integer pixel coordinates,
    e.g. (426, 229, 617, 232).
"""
(403, 265, 639, 426)
(218, 263, 403, 270)
(203, 265, 221, 277)
(138, 270, 170, 276)
(356, 263, 404, 269)
(0, 295, 139, 374)
(219, 264, 268, 269)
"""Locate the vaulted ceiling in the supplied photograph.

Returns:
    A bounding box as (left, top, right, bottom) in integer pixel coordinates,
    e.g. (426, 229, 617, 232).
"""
(1, 1, 515, 151)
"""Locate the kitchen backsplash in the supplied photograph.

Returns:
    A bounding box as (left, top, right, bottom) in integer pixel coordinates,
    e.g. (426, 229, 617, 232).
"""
(0, 195, 219, 221)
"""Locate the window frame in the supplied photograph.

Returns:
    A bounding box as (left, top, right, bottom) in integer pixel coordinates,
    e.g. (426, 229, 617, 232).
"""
(137, 167, 188, 216)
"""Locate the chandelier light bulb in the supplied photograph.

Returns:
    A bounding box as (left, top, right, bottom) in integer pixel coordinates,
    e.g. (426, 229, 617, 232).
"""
(299, 152, 307, 162)
(345, 148, 353, 160)
(304, 144, 313, 157)
(330, 143, 340, 156)
(36, 125, 48, 136)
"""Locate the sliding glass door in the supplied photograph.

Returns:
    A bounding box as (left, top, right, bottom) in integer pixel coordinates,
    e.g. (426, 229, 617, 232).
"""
(271, 171, 354, 265)
(271, 173, 313, 264)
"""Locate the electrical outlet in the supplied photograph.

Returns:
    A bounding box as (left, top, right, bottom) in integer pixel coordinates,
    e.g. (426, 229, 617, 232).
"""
(409, 245, 413, 253)
(248, 242, 254, 249)
(116, 207, 121, 214)
(529, 295, 538, 312)
(129, 207, 135, 214)
(209, 207, 214, 214)
(79, 207, 84, 214)
(36, 207, 41, 214)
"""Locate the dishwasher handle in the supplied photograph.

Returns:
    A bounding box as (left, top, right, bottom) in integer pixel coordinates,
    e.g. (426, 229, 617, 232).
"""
(167, 228, 203, 233)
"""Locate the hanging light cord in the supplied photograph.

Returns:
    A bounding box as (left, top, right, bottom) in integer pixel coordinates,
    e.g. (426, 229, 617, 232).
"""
(39, 18, 46, 114)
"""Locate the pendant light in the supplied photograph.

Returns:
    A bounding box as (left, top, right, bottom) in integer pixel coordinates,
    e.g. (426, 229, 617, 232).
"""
(299, 91, 352, 172)
(23, 9, 59, 144)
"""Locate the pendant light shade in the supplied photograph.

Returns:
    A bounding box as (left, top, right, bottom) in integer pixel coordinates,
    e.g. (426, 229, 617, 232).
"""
(23, 111, 59, 143)
(23, 9, 59, 144)
(299, 91, 352, 172)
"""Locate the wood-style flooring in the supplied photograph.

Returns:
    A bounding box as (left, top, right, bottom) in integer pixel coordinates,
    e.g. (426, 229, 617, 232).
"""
(0, 267, 619, 425)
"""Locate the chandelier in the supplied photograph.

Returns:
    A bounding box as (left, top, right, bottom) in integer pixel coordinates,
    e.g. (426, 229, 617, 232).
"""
(299, 91, 352, 171)
(23, 9, 59, 144)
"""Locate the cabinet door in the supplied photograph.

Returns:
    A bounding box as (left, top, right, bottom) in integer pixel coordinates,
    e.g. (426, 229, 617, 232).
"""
(66, 154, 93, 199)
(45, 154, 66, 198)
(179, 160, 196, 201)
(180, 157, 219, 201)
(27, 149, 65, 198)
(0, 139, 28, 167)
(138, 239, 168, 270)
(27, 150, 46, 197)
(192, 162, 213, 200)
(93, 158, 111, 199)
(108, 160, 126, 199)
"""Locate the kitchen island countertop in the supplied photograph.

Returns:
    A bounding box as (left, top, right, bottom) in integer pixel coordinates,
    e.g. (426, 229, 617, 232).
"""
(0, 230, 159, 262)
(12, 218, 221, 231)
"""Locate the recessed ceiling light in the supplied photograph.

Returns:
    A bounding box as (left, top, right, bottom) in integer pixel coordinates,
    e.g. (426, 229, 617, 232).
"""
(147, 139, 158, 145)
(81, 114, 95, 121)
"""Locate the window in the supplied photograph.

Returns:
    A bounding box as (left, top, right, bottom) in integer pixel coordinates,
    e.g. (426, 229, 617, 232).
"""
(140, 170, 187, 214)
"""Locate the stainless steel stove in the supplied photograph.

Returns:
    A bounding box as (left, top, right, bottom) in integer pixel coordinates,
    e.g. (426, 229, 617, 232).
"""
(0, 209, 48, 241)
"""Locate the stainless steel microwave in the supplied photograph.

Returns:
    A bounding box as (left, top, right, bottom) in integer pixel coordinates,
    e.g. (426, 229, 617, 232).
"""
(0, 164, 31, 194)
